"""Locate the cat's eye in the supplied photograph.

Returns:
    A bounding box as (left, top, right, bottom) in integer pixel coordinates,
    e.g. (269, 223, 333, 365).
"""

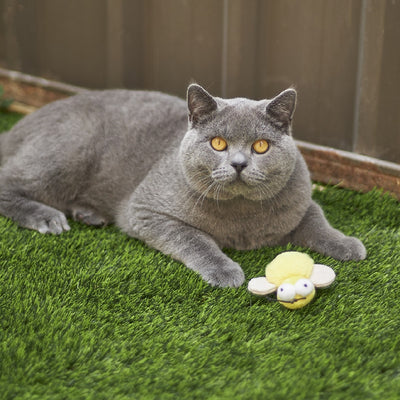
(252, 139, 269, 154)
(211, 137, 228, 151)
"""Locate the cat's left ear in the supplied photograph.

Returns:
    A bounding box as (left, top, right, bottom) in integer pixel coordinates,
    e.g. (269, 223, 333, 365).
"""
(187, 84, 217, 125)
(266, 88, 297, 130)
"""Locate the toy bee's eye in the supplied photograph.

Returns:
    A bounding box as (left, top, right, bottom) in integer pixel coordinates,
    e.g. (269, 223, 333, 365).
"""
(277, 283, 296, 302)
(211, 137, 228, 151)
(295, 279, 314, 297)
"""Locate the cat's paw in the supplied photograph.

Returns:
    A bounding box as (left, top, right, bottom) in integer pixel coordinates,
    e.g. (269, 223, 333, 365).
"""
(202, 260, 245, 288)
(25, 209, 71, 234)
(72, 208, 107, 226)
(328, 236, 367, 261)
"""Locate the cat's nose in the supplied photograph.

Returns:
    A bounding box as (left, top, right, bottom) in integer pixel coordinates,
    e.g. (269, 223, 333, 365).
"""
(231, 152, 248, 173)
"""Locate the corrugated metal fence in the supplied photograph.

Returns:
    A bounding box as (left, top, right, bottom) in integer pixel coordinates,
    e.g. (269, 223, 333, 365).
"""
(1, 0, 399, 163)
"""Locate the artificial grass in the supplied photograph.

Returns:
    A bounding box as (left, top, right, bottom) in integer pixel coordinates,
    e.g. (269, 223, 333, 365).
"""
(0, 110, 23, 131)
(1, 111, 400, 399)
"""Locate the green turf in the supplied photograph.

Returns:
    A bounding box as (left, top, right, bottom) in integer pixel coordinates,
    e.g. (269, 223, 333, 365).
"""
(1, 111, 400, 399)
(0, 110, 23, 131)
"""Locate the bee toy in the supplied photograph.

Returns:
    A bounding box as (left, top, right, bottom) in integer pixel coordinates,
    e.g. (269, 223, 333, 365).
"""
(248, 251, 336, 309)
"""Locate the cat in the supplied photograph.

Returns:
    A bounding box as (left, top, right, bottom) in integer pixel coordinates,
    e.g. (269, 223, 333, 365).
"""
(0, 84, 366, 287)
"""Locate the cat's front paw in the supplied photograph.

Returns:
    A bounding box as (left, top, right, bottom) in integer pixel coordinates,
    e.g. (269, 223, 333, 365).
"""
(329, 236, 367, 261)
(25, 209, 71, 234)
(202, 260, 245, 288)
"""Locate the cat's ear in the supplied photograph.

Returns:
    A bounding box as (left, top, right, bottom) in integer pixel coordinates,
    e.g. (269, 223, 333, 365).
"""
(266, 88, 297, 129)
(187, 84, 217, 125)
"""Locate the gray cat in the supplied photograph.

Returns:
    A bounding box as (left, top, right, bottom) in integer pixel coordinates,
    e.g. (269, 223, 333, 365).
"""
(0, 84, 366, 287)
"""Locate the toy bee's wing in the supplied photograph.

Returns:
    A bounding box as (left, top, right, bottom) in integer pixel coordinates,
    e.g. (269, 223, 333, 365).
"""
(310, 264, 336, 287)
(248, 277, 277, 296)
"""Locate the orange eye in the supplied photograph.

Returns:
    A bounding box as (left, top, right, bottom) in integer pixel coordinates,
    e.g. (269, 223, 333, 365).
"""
(252, 139, 269, 154)
(211, 137, 228, 151)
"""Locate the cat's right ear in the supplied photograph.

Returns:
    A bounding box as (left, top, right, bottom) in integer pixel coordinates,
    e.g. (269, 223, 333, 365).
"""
(187, 84, 217, 125)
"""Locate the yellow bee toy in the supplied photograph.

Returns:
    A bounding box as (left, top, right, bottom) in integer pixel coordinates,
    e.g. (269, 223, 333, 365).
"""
(248, 251, 336, 309)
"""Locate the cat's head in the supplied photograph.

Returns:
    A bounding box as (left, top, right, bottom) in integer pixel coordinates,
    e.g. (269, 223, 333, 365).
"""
(179, 84, 298, 201)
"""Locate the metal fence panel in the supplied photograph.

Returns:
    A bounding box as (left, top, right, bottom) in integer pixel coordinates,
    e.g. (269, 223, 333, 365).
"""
(0, 0, 399, 163)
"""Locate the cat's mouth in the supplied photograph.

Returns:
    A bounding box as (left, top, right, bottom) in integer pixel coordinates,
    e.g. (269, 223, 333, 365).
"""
(231, 173, 254, 188)
(208, 168, 267, 200)
(212, 167, 266, 187)
(212, 167, 248, 184)
(187, 166, 270, 201)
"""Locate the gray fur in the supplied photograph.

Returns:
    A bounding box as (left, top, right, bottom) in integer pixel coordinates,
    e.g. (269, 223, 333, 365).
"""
(0, 84, 366, 287)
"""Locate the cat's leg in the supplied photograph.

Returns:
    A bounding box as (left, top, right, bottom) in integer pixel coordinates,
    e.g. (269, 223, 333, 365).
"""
(287, 201, 366, 261)
(0, 187, 70, 234)
(119, 211, 245, 287)
(70, 207, 108, 227)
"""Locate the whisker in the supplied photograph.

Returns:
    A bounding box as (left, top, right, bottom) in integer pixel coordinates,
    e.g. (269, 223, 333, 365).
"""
(257, 182, 281, 212)
(194, 181, 217, 209)
(181, 174, 214, 209)
(214, 182, 225, 210)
